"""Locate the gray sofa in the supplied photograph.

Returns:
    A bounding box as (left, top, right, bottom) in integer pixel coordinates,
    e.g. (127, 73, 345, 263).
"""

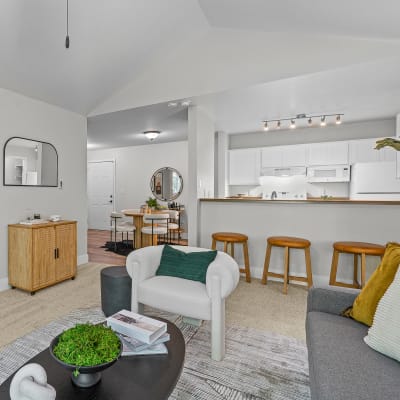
(306, 287, 400, 400)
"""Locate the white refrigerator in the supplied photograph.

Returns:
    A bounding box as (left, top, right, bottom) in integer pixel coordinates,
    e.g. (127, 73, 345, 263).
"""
(350, 162, 400, 200)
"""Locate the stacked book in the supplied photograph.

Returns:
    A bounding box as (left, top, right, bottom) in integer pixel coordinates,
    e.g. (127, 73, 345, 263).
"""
(106, 309, 169, 356)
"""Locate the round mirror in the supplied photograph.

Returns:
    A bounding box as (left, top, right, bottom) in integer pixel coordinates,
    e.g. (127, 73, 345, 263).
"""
(150, 167, 183, 201)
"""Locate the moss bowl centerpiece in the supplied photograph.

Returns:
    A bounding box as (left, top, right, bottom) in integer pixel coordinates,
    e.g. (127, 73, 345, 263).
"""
(49, 323, 122, 388)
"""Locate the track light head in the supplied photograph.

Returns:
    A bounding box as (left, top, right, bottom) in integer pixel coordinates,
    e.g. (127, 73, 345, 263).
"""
(263, 121, 269, 131)
(336, 114, 342, 125)
(276, 120, 281, 129)
(308, 117, 312, 126)
(290, 119, 296, 129)
(320, 116, 326, 127)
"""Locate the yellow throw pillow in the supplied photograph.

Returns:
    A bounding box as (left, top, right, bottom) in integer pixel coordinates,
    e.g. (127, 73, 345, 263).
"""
(343, 242, 400, 326)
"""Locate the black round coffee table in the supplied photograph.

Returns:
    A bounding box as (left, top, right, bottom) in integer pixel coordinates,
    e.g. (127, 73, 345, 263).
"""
(0, 318, 185, 400)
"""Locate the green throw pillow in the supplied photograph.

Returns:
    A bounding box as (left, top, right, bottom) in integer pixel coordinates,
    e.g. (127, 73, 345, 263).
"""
(156, 245, 217, 284)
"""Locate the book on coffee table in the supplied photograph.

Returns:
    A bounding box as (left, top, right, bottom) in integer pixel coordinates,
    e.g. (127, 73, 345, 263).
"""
(118, 332, 170, 353)
(121, 342, 168, 356)
(107, 310, 167, 344)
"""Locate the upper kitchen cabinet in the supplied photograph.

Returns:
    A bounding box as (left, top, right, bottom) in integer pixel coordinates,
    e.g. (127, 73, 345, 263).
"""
(261, 144, 307, 168)
(228, 148, 261, 185)
(308, 141, 349, 166)
(349, 137, 396, 164)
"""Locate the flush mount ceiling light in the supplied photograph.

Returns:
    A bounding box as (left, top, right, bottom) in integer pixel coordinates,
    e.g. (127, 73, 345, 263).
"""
(143, 130, 161, 141)
(262, 113, 344, 132)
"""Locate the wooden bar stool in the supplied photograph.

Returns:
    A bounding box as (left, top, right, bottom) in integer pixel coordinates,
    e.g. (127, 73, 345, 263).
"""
(329, 241, 385, 289)
(262, 236, 313, 294)
(211, 232, 251, 282)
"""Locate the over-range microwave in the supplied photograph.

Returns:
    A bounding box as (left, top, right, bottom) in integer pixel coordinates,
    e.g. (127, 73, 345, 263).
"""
(306, 165, 350, 183)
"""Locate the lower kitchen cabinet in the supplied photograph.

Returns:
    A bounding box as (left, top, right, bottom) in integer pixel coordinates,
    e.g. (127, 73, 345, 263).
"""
(8, 220, 77, 294)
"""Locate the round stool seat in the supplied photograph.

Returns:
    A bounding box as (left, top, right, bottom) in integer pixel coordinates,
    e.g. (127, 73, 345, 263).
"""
(101, 266, 132, 317)
(212, 232, 248, 243)
(267, 236, 311, 249)
(333, 241, 385, 256)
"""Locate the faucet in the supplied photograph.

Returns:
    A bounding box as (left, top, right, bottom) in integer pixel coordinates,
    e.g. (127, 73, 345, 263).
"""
(271, 191, 277, 200)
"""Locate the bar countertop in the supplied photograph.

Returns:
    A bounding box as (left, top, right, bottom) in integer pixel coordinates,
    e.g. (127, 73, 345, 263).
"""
(199, 197, 400, 205)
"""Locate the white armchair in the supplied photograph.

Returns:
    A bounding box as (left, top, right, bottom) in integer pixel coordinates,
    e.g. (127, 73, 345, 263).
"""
(126, 245, 240, 361)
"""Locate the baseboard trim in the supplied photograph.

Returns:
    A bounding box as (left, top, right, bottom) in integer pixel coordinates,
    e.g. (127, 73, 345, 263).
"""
(0, 277, 11, 292)
(78, 254, 89, 265)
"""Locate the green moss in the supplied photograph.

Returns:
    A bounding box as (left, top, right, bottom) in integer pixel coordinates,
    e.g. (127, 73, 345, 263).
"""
(53, 324, 120, 374)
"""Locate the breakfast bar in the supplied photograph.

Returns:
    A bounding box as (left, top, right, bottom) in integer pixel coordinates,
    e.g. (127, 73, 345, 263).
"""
(199, 198, 400, 285)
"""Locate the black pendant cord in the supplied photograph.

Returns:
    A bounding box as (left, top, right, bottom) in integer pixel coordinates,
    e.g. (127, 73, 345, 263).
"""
(65, 0, 70, 48)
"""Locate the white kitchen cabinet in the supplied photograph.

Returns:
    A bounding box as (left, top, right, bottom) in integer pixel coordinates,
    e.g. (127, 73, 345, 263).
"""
(228, 148, 260, 185)
(261, 144, 307, 168)
(308, 141, 348, 166)
(349, 137, 396, 164)
(261, 146, 283, 168)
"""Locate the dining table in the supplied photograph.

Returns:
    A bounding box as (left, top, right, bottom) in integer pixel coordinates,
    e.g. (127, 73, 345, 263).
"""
(122, 209, 157, 249)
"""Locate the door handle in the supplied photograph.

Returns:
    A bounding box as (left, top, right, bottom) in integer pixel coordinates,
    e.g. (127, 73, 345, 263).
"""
(54, 249, 57, 259)
(57, 248, 60, 258)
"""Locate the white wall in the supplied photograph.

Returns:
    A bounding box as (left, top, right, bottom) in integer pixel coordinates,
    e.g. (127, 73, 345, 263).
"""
(0, 88, 88, 290)
(87, 141, 188, 231)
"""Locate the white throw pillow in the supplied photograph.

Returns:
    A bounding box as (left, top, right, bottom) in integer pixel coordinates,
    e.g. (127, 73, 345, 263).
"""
(364, 266, 400, 362)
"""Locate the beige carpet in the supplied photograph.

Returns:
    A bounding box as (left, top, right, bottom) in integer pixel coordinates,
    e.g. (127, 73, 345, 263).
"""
(0, 263, 307, 350)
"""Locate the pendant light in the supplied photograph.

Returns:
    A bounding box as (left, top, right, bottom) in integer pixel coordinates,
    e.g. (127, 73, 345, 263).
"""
(65, 0, 70, 49)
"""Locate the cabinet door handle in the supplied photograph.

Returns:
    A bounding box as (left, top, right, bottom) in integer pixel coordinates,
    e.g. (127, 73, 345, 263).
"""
(54, 249, 57, 259)
(56, 248, 60, 258)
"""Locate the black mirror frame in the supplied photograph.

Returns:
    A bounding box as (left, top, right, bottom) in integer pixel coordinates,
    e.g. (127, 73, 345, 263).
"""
(150, 167, 183, 201)
(3, 136, 59, 187)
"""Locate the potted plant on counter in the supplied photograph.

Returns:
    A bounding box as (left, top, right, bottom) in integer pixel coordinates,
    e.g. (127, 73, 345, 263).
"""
(145, 197, 160, 211)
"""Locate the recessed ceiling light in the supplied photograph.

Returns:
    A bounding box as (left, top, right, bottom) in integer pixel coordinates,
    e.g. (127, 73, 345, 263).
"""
(143, 130, 161, 141)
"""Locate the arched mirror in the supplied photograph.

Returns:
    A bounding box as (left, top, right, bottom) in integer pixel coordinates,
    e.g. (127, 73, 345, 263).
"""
(150, 167, 183, 201)
(3, 137, 58, 187)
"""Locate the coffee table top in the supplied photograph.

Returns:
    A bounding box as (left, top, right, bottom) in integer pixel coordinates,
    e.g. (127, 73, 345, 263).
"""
(0, 318, 185, 400)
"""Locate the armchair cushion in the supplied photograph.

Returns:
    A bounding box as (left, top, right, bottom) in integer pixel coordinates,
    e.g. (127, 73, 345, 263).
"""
(156, 244, 217, 284)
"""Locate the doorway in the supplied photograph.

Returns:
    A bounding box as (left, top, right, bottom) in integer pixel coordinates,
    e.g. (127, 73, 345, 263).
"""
(87, 160, 115, 230)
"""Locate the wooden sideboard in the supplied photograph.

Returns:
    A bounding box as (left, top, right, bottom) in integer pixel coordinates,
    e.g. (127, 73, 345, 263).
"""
(8, 220, 77, 294)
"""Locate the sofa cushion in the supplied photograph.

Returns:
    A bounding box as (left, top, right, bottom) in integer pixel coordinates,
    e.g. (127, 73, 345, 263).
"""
(343, 242, 400, 326)
(364, 267, 400, 362)
(156, 244, 217, 284)
(138, 276, 211, 320)
(306, 311, 399, 400)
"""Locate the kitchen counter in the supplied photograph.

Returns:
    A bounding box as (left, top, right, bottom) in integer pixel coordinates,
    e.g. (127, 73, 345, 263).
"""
(200, 198, 400, 205)
(198, 198, 400, 286)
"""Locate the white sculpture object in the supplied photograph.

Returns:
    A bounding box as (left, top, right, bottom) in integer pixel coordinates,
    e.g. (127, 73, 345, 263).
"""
(10, 363, 56, 400)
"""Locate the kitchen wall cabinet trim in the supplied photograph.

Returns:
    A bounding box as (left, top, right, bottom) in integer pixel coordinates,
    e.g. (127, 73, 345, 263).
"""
(8, 220, 77, 294)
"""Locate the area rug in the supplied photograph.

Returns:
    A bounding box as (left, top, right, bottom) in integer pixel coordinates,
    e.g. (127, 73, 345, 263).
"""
(0, 307, 310, 400)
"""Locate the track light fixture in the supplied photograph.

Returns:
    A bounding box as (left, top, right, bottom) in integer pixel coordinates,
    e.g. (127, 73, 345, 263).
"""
(262, 113, 344, 132)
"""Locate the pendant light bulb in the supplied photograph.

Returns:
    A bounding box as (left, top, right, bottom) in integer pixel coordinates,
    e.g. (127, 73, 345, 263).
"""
(263, 121, 269, 131)
(336, 114, 342, 125)
(290, 119, 296, 129)
(320, 116, 326, 127)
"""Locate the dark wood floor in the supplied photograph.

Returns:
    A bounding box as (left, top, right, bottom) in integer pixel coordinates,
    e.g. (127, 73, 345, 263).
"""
(87, 229, 188, 265)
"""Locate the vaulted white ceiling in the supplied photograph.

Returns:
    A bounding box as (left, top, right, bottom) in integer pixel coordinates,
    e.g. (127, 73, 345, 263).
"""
(2, 0, 400, 118)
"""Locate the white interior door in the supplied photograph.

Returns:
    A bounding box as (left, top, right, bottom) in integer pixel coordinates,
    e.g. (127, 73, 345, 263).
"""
(88, 161, 115, 230)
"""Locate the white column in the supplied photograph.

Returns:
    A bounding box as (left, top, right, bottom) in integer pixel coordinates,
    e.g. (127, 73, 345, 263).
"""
(215, 131, 228, 198)
(396, 113, 400, 178)
(187, 105, 215, 246)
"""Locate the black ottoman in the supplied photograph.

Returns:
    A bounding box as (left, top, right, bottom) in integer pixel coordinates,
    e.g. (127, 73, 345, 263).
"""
(101, 266, 132, 317)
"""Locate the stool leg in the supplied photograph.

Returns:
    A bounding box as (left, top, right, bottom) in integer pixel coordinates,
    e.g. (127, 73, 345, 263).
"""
(329, 249, 339, 286)
(261, 243, 272, 285)
(361, 253, 367, 288)
(305, 247, 313, 288)
(211, 238, 217, 250)
(353, 254, 360, 288)
(230, 242, 235, 259)
(283, 247, 289, 295)
(223, 241, 228, 253)
(243, 241, 251, 283)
